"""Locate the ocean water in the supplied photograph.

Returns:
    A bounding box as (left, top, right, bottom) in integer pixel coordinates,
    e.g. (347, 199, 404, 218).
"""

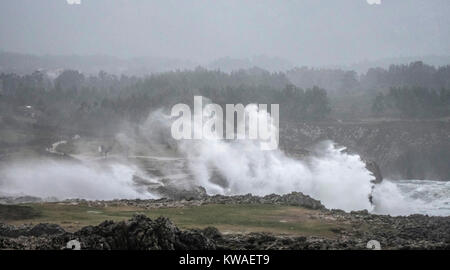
(373, 179, 450, 216)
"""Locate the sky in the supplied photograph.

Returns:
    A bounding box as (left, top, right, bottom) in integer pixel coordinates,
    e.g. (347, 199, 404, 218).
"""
(0, 0, 449, 66)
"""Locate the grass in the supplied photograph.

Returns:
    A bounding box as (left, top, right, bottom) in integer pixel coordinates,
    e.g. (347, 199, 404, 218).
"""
(0, 205, 42, 221)
(3, 203, 347, 238)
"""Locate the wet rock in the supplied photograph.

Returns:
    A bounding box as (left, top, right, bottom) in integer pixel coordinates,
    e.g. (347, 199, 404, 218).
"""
(364, 160, 383, 184)
(281, 121, 450, 180)
(152, 185, 208, 201)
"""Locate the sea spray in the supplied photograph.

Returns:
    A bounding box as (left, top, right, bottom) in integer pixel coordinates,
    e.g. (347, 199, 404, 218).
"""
(0, 159, 154, 200)
(373, 179, 450, 216)
(180, 138, 374, 211)
(174, 102, 374, 211)
(3, 107, 448, 215)
(0, 107, 375, 211)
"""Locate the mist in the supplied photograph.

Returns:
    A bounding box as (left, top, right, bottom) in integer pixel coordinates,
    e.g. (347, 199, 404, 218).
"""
(0, 106, 381, 212)
(1, 92, 448, 217)
(1, 0, 449, 67)
(0, 159, 153, 200)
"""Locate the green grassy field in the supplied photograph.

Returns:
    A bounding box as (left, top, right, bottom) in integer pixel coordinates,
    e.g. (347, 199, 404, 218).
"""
(1, 203, 348, 238)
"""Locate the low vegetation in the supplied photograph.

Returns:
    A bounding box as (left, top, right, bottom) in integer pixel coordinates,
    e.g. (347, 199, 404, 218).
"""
(2, 203, 346, 238)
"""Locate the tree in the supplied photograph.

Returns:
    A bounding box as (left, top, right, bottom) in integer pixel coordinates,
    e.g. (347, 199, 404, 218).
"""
(372, 93, 385, 115)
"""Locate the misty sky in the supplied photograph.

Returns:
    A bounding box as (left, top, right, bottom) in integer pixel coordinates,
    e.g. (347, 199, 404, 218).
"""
(0, 0, 449, 66)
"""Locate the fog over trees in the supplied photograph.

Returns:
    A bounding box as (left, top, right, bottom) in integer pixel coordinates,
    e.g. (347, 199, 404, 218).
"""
(1, 61, 449, 138)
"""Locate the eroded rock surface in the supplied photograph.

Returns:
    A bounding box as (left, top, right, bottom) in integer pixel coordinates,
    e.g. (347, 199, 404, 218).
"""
(74, 191, 326, 210)
(0, 215, 215, 250)
(1, 212, 449, 250)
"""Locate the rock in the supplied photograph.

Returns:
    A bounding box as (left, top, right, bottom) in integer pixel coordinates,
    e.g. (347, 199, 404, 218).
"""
(202, 227, 222, 241)
(0, 223, 27, 238)
(362, 159, 383, 205)
(1, 212, 450, 250)
(152, 185, 208, 201)
(27, 223, 66, 237)
(350, 210, 370, 216)
(281, 121, 450, 180)
(201, 192, 325, 210)
(176, 229, 216, 250)
(364, 160, 383, 184)
(71, 215, 216, 250)
(0, 223, 65, 238)
(279, 192, 325, 210)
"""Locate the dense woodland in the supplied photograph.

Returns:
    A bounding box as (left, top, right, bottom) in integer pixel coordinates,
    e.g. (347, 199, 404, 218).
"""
(1, 61, 450, 136)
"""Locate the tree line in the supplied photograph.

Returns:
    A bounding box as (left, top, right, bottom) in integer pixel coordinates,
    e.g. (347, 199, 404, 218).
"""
(0, 68, 331, 135)
(1, 61, 449, 133)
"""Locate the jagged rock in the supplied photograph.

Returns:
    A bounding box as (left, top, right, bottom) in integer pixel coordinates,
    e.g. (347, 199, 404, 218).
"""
(203, 192, 325, 210)
(1, 212, 450, 250)
(278, 192, 325, 209)
(0, 215, 216, 250)
(0, 223, 64, 238)
(27, 223, 66, 237)
(151, 185, 208, 201)
(350, 209, 370, 216)
(88, 191, 325, 210)
(364, 160, 383, 184)
(363, 159, 384, 205)
(69, 215, 214, 250)
(176, 229, 216, 250)
(0, 223, 26, 238)
(202, 227, 222, 241)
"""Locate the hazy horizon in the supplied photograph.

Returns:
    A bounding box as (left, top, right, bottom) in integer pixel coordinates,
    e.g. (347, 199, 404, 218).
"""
(1, 0, 449, 67)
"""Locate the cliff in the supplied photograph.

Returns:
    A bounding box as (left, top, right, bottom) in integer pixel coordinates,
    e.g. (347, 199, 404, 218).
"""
(281, 119, 450, 180)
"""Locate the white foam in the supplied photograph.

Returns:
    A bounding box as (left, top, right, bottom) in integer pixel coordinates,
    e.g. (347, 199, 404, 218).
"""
(176, 104, 373, 211)
(0, 159, 153, 201)
(373, 179, 450, 216)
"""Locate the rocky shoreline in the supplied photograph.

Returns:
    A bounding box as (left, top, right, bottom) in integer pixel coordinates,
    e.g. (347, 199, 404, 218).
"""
(78, 192, 325, 210)
(0, 191, 326, 210)
(1, 212, 449, 250)
(281, 120, 450, 180)
(1, 192, 449, 250)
